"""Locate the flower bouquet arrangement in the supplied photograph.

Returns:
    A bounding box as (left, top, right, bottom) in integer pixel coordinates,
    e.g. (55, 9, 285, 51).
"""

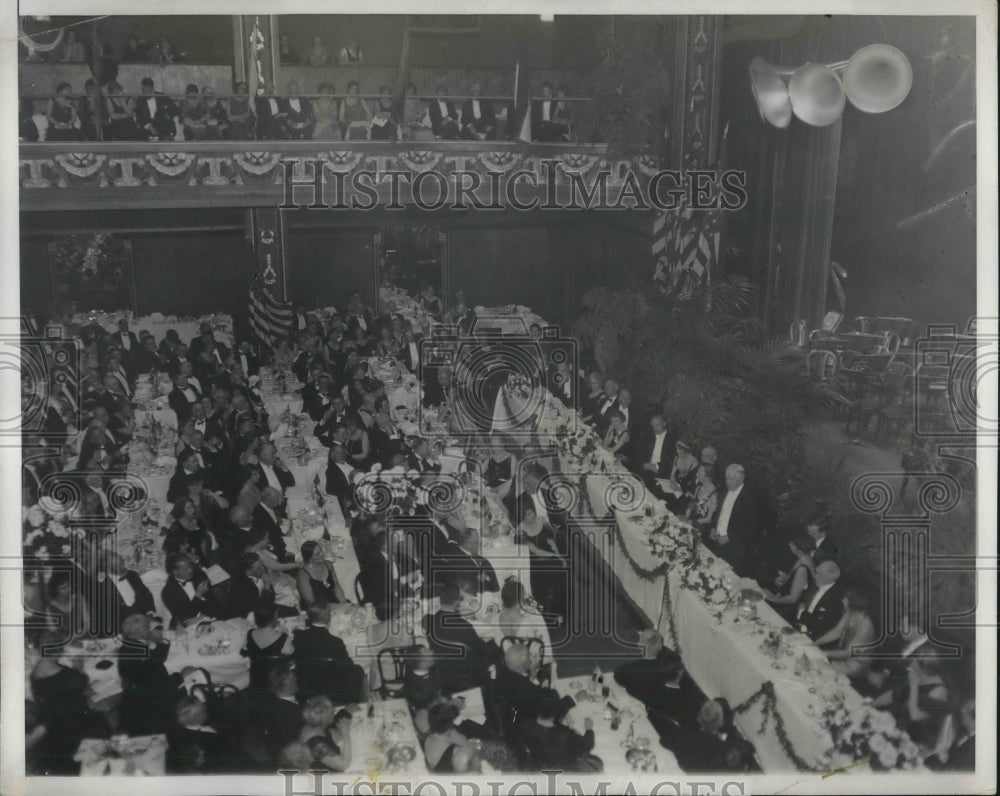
(23, 500, 82, 560)
(505, 373, 533, 402)
(678, 549, 738, 606)
(821, 693, 923, 771)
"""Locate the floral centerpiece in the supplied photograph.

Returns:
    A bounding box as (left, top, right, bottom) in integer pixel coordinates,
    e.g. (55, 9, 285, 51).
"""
(821, 693, 923, 771)
(678, 549, 739, 605)
(23, 499, 81, 561)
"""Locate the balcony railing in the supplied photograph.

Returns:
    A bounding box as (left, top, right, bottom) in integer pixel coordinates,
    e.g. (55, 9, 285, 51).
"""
(19, 137, 659, 212)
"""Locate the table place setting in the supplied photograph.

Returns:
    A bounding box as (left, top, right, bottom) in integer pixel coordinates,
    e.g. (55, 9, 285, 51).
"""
(74, 734, 168, 777)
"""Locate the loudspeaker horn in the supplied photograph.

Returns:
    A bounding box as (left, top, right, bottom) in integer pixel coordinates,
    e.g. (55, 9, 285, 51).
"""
(749, 56, 793, 129)
(788, 63, 846, 127)
(842, 44, 913, 114)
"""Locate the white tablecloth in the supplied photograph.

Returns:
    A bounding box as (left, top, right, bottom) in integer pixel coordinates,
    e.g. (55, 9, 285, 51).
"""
(554, 676, 680, 774)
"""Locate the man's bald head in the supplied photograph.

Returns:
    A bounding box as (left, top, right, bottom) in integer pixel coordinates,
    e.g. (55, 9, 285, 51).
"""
(504, 642, 530, 675)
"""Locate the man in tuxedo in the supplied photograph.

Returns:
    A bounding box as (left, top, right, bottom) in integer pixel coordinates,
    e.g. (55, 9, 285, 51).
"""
(325, 444, 356, 517)
(709, 463, 771, 579)
(616, 388, 638, 447)
(315, 396, 348, 445)
(167, 696, 242, 773)
(550, 359, 583, 409)
(494, 642, 555, 722)
(303, 372, 337, 422)
(135, 76, 178, 140)
(613, 630, 704, 738)
(168, 373, 201, 426)
(254, 92, 285, 141)
(88, 553, 155, 637)
(505, 461, 569, 537)
(531, 81, 567, 143)
(428, 84, 460, 140)
(636, 414, 674, 489)
(161, 552, 218, 628)
(358, 530, 422, 617)
(807, 519, 841, 565)
(189, 324, 230, 367)
(660, 699, 734, 773)
(292, 601, 367, 704)
(255, 441, 295, 494)
(461, 82, 495, 140)
(795, 560, 846, 640)
(594, 379, 621, 436)
(407, 437, 442, 474)
(421, 579, 501, 695)
(398, 326, 423, 373)
(114, 318, 140, 377)
(133, 335, 169, 374)
(344, 293, 375, 337)
(252, 487, 291, 561)
(233, 339, 260, 379)
(223, 553, 276, 620)
(118, 615, 185, 735)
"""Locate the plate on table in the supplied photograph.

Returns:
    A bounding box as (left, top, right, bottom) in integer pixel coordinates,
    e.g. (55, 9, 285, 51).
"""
(569, 680, 582, 690)
(625, 748, 657, 772)
(781, 626, 797, 635)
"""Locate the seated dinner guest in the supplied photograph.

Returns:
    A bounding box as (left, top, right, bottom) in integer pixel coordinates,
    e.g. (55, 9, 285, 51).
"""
(813, 588, 876, 681)
(494, 642, 553, 722)
(519, 689, 600, 772)
(87, 552, 155, 637)
(242, 602, 295, 694)
(161, 552, 220, 628)
(296, 697, 353, 771)
(118, 614, 185, 736)
(292, 601, 367, 704)
(461, 82, 496, 140)
(423, 701, 483, 773)
(613, 630, 703, 737)
(795, 560, 845, 640)
(661, 698, 735, 773)
(761, 534, 816, 622)
(601, 410, 630, 463)
(685, 464, 719, 536)
(297, 540, 348, 610)
(422, 579, 501, 695)
(167, 696, 241, 773)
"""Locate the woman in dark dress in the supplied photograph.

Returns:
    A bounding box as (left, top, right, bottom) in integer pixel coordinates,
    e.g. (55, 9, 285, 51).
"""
(344, 414, 373, 470)
(241, 603, 294, 693)
(227, 81, 254, 140)
(162, 496, 213, 566)
(296, 540, 347, 609)
(761, 535, 816, 624)
(46, 82, 84, 142)
(899, 653, 961, 766)
(30, 633, 108, 774)
(104, 81, 139, 141)
(423, 701, 481, 774)
(514, 505, 569, 625)
(662, 440, 700, 515)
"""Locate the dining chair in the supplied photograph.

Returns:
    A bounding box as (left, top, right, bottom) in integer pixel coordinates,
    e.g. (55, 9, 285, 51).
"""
(376, 646, 410, 698)
(354, 573, 367, 604)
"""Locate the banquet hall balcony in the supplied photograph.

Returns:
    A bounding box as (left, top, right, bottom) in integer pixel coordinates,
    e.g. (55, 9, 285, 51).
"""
(18, 129, 641, 212)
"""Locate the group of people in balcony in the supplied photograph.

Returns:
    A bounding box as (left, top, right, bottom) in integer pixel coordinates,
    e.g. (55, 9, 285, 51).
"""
(22, 93, 572, 145)
(278, 33, 364, 67)
(21, 76, 548, 143)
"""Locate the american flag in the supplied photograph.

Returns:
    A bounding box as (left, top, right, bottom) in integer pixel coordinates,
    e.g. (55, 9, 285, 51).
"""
(248, 267, 294, 347)
(652, 199, 723, 305)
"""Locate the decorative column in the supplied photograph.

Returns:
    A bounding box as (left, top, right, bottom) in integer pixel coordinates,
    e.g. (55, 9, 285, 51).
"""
(246, 208, 289, 301)
(671, 15, 724, 170)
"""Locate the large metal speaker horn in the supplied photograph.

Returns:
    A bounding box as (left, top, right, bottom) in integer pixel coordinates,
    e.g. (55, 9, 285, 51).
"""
(749, 56, 792, 129)
(843, 44, 913, 114)
(788, 63, 846, 127)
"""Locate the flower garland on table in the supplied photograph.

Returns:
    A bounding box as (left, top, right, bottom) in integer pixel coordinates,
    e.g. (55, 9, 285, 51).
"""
(821, 692, 923, 771)
(731, 681, 824, 772)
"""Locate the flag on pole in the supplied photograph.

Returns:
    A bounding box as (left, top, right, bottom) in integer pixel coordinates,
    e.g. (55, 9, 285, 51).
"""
(248, 267, 294, 348)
